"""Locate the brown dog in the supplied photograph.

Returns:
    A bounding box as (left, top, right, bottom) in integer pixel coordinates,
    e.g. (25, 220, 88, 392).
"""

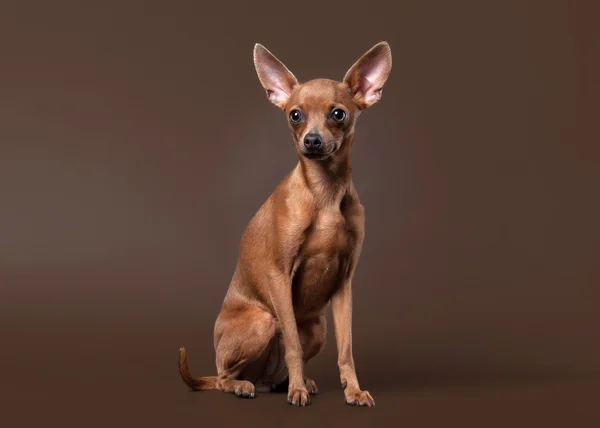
(179, 42, 392, 407)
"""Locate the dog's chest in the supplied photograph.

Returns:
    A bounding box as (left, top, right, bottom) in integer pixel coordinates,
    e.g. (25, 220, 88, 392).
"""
(292, 208, 355, 314)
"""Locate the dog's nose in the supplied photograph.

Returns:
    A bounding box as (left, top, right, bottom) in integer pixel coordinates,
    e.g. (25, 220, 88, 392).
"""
(303, 133, 322, 151)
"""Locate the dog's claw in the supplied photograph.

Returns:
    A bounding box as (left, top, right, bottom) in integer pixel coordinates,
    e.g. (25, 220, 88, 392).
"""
(233, 381, 255, 399)
(305, 378, 319, 395)
(287, 387, 311, 407)
(345, 389, 375, 407)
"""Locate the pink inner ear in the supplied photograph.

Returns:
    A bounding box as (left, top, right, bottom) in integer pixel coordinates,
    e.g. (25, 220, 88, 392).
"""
(264, 72, 291, 105)
(347, 45, 391, 107)
(359, 60, 387, 94)
(257, 56, 296, 108)
(267, 87, 290, 106)
(362, 86, 382, 105)
(355, 75, 381, 106)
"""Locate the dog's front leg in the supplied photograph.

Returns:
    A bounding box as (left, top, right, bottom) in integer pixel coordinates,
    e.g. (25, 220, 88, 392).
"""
(331, 279, 375, 407)
(267, 270, 310, 406)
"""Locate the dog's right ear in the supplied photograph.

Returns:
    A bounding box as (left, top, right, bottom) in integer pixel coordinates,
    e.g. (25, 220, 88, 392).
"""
(253, 44, 299, 109)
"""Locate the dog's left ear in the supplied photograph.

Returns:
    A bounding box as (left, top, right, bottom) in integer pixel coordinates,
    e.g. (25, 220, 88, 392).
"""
(344, 42, 392, 109)
(254, 44, 299, 109)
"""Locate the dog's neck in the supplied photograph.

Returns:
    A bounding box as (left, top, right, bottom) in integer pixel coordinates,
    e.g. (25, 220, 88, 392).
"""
(296, 133, 355, 207)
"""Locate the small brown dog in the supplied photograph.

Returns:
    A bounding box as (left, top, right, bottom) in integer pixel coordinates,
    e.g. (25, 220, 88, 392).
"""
(179, 42, 392, 407)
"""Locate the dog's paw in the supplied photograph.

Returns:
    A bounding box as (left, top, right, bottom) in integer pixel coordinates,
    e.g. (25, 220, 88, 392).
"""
(344, 389, 375, 407)
(234, 380, 255, 398)
(305, 378, 319, 395)
(287, 387, 311, 406)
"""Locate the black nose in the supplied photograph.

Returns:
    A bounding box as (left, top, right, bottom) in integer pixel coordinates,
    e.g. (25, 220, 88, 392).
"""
(303, 133, 322, 151)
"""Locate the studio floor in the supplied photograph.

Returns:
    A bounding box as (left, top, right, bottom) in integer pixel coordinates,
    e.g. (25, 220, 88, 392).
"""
(3, 317, 598, 428)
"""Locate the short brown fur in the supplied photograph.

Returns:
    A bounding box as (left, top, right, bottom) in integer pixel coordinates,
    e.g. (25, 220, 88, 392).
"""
(179, 42, 392, 407)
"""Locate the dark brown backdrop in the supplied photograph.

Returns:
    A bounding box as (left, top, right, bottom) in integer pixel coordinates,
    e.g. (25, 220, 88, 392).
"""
(1, 1, 598, 427)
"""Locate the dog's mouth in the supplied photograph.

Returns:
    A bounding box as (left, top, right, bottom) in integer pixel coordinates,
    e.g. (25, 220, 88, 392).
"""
(302, 148, 336, 161)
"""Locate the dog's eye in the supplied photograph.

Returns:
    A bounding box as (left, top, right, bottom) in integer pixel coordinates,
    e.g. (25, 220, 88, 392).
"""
(289, 109, 302, 124)
(331, 109, 346, 122)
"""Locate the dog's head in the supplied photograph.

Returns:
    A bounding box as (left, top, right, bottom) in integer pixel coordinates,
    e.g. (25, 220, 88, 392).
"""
(253, 42, 392, 161)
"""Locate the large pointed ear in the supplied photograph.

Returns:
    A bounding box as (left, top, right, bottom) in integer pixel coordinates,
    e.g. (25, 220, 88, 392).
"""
(343, 42, 392, 109)
(253, 44, 299, 109)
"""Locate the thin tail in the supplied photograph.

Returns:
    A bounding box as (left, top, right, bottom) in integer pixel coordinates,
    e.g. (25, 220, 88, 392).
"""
(178, 347, 218, 391)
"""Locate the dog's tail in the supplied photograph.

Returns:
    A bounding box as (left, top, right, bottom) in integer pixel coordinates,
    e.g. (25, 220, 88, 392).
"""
(178, 347, 218, 391)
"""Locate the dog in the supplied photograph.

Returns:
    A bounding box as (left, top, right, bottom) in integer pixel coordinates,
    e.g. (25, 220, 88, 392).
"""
(179, 41, 392, 407)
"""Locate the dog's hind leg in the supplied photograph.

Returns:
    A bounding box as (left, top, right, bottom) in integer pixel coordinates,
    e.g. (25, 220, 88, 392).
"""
(213, 304, 276, 398)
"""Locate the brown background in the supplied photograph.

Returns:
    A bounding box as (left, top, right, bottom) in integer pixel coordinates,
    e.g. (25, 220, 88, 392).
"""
(1, 1, 599, 426)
